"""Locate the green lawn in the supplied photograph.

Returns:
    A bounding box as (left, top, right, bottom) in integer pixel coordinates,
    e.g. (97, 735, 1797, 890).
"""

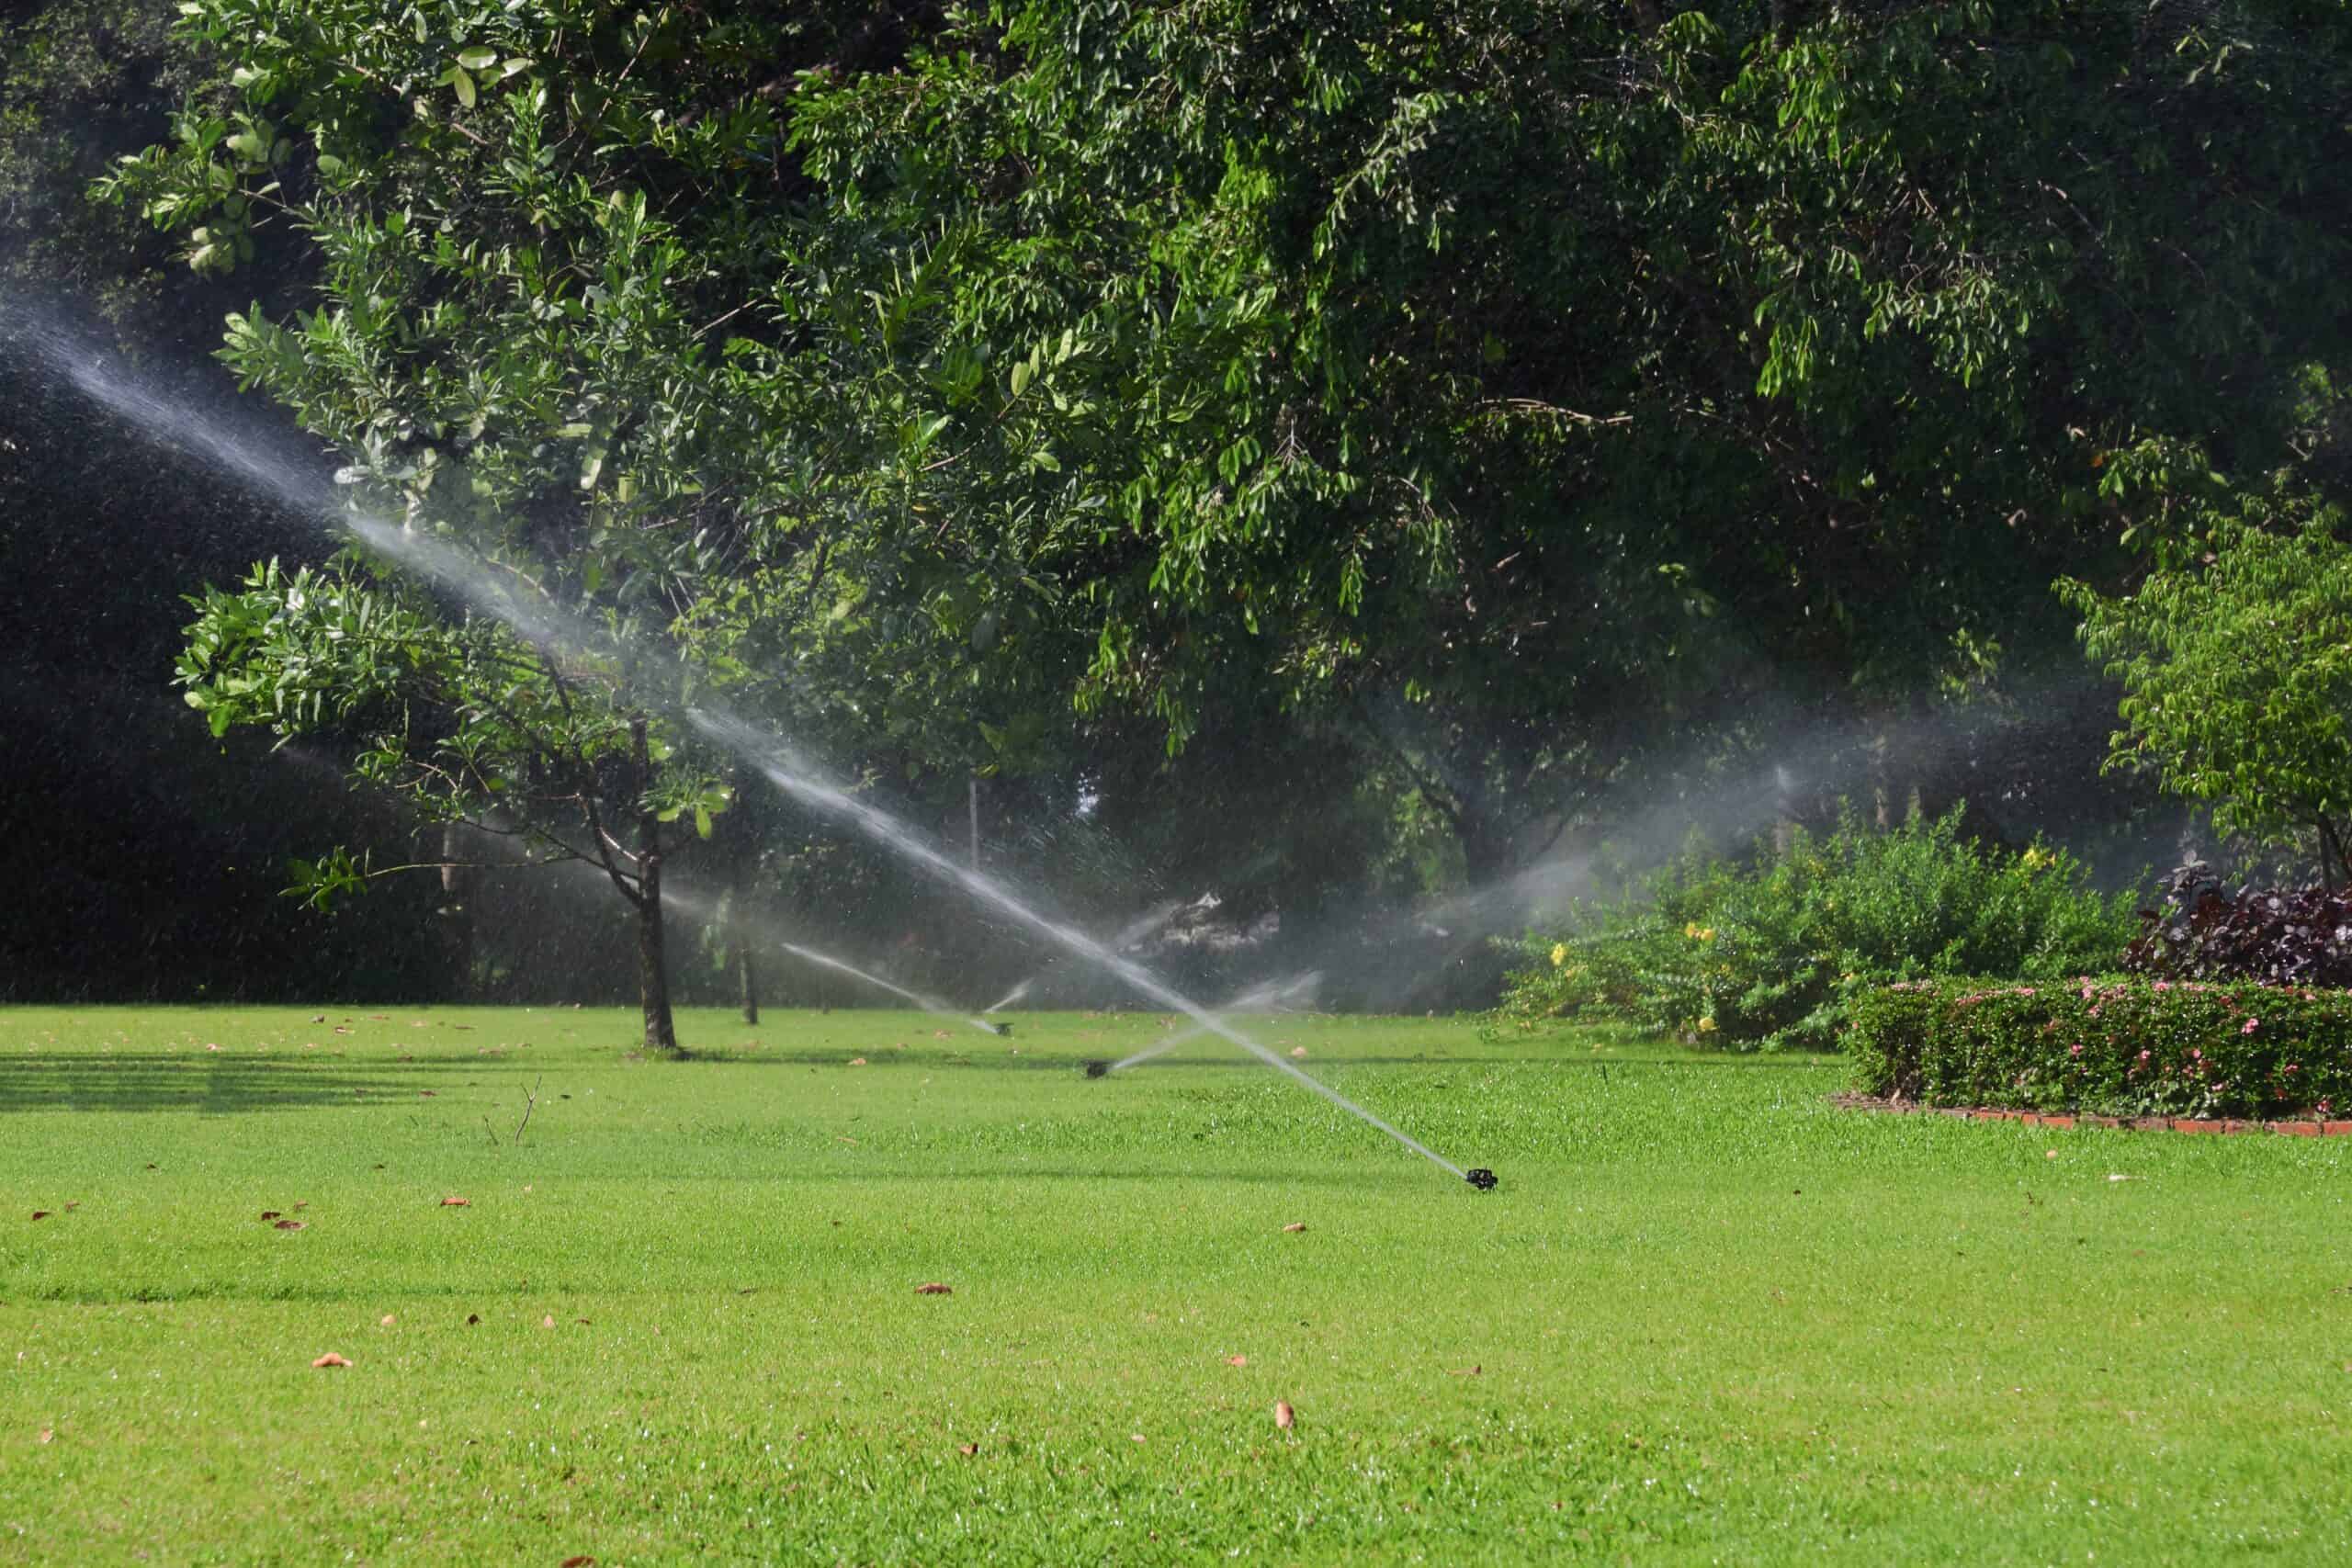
(2, 1005, 2347, 1564)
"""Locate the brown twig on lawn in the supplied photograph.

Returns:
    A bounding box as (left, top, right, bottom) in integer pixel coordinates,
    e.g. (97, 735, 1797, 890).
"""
(514, 1076, 541, 1145)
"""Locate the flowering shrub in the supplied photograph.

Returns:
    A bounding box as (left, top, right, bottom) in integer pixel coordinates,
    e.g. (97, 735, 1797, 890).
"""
(1498, 804, 2140, 1050)
(2123, 861, 2352, 987)
(1848, 976, 2352, 1118)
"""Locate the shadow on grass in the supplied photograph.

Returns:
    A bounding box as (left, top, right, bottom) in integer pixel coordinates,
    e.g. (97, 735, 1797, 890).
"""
(715, 1050, 1837, 1074)
(0, 1054, 508, 1113)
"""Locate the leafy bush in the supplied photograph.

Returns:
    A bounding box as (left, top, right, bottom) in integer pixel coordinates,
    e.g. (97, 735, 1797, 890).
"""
(1498, 805, 2140, 1050)
(1849, 976, 2352, 1120)
(2122, 861, 2352, 987)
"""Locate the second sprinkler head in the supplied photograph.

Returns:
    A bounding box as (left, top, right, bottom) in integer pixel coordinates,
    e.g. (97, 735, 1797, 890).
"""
(1464, 1168, 1498, 1191)
(1083, 1059, 1110, 1078)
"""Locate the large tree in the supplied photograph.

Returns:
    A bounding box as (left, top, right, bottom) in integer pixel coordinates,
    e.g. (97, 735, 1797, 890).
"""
(108, 0, 2352, 918)
(178, 553, 734, 1049)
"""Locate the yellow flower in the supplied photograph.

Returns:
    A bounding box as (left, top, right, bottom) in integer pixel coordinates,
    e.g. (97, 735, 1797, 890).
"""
(1684, 921, 1701, 939)
(1550, 942, 1568, 967)
(1699, 927, 1715, 942)
(2020, 847, 2046, 870)
(1697, 1016, 1718, 1033)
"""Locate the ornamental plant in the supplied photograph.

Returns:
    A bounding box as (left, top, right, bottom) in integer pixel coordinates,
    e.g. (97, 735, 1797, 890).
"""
(2122, 860, 2352, 988)
(1849, 976, 2352, 1121)
(1498, 804, 2140, 1050)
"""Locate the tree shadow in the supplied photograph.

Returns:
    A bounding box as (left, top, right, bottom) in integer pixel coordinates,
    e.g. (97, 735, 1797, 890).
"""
(0, 1053, 500, 1113)
(715, 1049, 1832, 1074)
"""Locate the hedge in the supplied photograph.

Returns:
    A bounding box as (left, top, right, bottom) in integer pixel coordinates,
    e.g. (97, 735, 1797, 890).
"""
(1847, 976, 2352, 1120)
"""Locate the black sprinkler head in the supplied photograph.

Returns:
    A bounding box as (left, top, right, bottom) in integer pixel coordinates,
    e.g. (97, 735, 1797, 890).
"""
(1083, 1059, 1110, 1078)
(996, 1021, 1014, 1039)
(1464, 1168, 1498, 1191)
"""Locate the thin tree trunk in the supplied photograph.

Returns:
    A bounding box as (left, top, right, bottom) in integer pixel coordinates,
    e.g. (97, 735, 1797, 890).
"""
(725, 769, 760, 1024)
(736, 938, 759, 1025)
(632, 715, 679, 1054)
(437, 820, 476, 999)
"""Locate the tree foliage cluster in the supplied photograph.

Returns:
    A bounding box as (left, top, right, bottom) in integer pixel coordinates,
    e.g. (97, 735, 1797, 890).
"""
(5, 0, 2350, 1026)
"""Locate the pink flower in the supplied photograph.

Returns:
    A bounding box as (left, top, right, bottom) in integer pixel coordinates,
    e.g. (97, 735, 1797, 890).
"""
(2242, 1018, 2260, 1034)
(2284, 1064, 2299, 1074)
(2069, 1043, 2083, 1057)
(2137, 1049, 2152, 1062)
(2154, 980, 2172, 992)
(2081, 985, 2096, 1000)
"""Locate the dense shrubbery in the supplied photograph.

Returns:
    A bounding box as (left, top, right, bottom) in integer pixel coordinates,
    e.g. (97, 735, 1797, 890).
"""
(2123, 861, 2352, 987)
(1498, 806, 2141, 1050)
(1849, 976, 2352, 1120)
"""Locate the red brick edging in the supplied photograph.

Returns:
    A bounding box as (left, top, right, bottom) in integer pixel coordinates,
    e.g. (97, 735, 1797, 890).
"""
(1833, 1096, 2352, 1138)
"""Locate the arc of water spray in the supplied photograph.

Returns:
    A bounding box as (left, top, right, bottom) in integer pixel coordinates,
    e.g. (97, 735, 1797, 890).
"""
(20, 318, 1471, 1183)
(1105, 972, 1322, 1074)
(981, 978, 1033, 1014)
(771, 940, 1001, 1035)
(980, 900, 1179, 1014)
(693, 714, 1471, 1180)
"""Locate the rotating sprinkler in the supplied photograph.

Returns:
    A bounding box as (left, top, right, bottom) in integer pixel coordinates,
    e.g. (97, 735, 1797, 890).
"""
(1464, 1168, 1498, 1191)
(1083, 1059, 1110, 1078)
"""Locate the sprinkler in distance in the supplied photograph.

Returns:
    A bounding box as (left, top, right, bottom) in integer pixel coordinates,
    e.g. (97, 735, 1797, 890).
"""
(1464, 1168, 1498, 1191)
(1083, 1059, 1110, 1078)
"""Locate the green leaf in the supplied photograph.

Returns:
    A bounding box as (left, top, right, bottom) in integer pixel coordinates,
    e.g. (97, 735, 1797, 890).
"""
(694, 805, 714, 840)
(450, 67, 476, 108)
(1009, 359, 1034, 398)
(457, 46, 498, 71)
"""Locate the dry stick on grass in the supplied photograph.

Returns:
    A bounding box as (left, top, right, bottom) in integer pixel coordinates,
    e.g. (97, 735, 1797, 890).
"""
(514, 1076, 541, 1145)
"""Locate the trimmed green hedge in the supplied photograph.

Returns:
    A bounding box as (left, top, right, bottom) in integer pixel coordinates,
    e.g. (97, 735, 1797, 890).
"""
(1848, 977, 2352, 1120)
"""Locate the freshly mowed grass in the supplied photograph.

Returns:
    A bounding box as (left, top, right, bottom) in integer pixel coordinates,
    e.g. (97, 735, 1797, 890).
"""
(2, 1007, 2348, 1565)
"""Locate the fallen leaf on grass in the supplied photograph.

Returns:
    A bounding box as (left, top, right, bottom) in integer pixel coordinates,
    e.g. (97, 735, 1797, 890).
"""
(275, 1220, 306, 1231)
(1130, 1433, 1147, 1443)
(465, 1314, 481, 1325)
(2044, 1150, 2059, 1159)
(1289, 1046, 1307, 1059)
(311, 1352, 350, 1369)
(37, 1428, 52, 1444)
(439, 1196, 470, 1207)
(1447, 1366, 1483, 1377)
(1224, 1355, 1248, 1367)
(260, 1211, 280, 1221)
(311, 1014, 326, 1023)
(914, 1282, 953, 1295)
(956, 1443, 978, 1456)
(1282, 1223, 1307, 1234)
(418, 1090, 436, 1098)
(560, 1556, 596, 1567)
(2107, 1174, 2140, 1182)
(541, 1315, 556, 1329)
(379, 1314, 396, 1327)
(846, 1057, 867, 1067)
(1273, 1400, 1295, 1430)
(29, 1212, 49, 1222)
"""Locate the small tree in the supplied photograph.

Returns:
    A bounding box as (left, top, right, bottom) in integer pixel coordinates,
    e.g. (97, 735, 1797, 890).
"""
(179, 553, 730, 1051)
(2060, 504, 2352, 887)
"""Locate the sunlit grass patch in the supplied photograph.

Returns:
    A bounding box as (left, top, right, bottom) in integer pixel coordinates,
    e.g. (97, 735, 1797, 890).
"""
(2, 1007, 2346, 1563)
